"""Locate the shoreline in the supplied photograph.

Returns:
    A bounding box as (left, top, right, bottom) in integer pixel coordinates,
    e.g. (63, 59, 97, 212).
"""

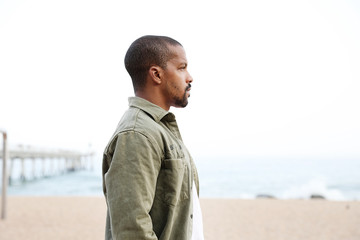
(0, 197, 359, 240)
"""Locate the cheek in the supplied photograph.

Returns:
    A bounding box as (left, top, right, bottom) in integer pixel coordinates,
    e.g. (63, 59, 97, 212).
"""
(170, 82, 182, 92)
(169, 77, 184, 90)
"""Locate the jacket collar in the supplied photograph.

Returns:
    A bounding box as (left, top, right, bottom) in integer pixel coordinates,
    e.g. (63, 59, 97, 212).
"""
(128, 97, 175, 123)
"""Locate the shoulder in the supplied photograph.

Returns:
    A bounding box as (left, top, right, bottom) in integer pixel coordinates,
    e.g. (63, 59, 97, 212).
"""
(104, 107, 165, 157)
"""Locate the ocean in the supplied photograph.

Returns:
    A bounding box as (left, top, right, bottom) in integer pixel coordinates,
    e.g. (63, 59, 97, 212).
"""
(4, 156, 360, 201)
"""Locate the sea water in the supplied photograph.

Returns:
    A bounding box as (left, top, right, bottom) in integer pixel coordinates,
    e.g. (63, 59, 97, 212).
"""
(4, 157, 360, 201)
(196, 157, 360, 200)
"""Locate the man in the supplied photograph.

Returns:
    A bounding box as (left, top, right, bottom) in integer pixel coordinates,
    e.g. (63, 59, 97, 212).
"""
(102, 35, 204, 240)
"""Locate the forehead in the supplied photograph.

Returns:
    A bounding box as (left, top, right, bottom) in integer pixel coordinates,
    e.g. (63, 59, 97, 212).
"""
(167, 45, 187, 64)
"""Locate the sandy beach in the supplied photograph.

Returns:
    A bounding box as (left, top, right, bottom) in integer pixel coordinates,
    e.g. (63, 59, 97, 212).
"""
(0, 197, 359, 240)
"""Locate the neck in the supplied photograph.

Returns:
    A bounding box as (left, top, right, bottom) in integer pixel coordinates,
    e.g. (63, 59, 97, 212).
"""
(135, 90, 170, 111)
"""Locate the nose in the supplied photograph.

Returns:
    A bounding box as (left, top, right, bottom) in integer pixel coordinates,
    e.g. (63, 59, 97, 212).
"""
(186, 71, 193, 84)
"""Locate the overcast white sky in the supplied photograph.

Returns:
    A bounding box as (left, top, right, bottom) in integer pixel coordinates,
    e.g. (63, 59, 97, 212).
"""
(1, 0, 359, 161)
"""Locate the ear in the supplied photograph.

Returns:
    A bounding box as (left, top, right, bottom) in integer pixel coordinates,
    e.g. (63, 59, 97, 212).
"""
(149, 66, 162, 85)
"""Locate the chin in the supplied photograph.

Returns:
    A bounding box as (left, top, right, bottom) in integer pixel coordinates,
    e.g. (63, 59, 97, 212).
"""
(172, 94, 189, 108)
(174, 100, 188, 108)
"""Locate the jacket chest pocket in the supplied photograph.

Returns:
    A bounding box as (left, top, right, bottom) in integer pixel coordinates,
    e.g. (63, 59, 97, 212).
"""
(156, 158, 190, 206)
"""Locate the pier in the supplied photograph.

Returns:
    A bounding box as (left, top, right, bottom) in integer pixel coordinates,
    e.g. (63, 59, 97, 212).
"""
(0, 130, 94, 220)
(3, 145, 94, 183)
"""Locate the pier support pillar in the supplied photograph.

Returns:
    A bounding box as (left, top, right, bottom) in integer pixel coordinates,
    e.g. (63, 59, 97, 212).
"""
(42, 158, 46, 177)
(50, 159, 54, 176)
(1, 131, 8, 220)
(32, 158, 36, 179)
(20, 158, 26, 182)
(8, 158, 13, 186)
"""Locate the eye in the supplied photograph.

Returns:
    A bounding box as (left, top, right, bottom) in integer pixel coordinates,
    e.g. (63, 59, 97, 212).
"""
(179, 64, 187, 70)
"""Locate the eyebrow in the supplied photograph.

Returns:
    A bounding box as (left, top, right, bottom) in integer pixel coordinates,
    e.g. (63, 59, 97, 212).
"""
(171, 57, 187, 66)
(180, 62, 188, 67)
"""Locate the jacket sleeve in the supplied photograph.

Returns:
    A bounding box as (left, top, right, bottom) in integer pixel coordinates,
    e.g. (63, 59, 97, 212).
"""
(104, 130, 162, 240)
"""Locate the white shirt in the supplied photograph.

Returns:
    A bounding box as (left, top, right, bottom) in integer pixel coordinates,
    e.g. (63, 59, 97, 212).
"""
(191, 181, 205, 240)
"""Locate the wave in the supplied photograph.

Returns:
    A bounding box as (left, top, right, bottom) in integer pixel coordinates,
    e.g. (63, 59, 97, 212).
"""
(279, 178, 347, 201)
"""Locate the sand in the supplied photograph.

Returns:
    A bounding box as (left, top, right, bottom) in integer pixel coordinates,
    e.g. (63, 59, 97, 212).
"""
(0, 197, 359, 240)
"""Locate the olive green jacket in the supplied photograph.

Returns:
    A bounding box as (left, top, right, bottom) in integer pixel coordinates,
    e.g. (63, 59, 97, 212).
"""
(102, 97, 199, 240)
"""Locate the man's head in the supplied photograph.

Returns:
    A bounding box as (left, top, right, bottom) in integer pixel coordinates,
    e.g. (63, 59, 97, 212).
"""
(124, 35, 182, 92)
(124, 35, 193, 110)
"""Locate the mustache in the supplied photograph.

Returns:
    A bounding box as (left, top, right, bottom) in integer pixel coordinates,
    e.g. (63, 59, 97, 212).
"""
(186, 84, 191, 91)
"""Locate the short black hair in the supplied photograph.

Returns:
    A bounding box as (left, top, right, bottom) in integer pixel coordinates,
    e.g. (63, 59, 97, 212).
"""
(124, 35, 182, 92)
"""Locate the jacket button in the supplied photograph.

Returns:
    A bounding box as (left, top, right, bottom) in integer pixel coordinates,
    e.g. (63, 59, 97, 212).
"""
(190, 214, 193, 219)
